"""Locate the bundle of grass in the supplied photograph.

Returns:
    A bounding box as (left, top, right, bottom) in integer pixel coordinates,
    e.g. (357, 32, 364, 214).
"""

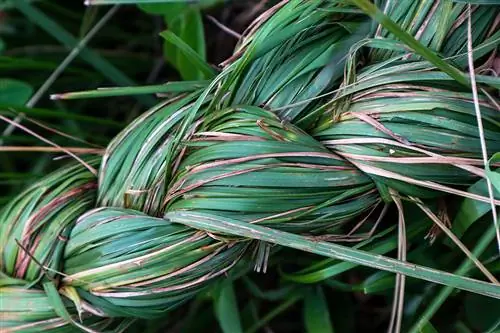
(369, 0, 499, 65)
(61, 208, 247, 319)
(213, 0, 371, 123)
(97, 93, 206, 215)
(97, 0, 371, 215)
(312, 64, 500, 199)
(164, 105, 379, 234)
(1, 160, 98, 283)
(0, 162, 248, 331)
(1, 281, 132, 333)
(1, 0, 499, 332)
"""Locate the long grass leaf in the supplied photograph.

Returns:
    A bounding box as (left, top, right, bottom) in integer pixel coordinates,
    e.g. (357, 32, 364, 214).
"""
(51, 81, 209, 100)
(166, 211, 500, 299)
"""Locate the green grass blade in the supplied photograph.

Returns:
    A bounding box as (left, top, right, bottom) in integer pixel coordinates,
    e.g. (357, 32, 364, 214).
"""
(0, 79, 33, 105)
(420, 322, 440, 333)
(166, 211, 500, 299)
(51, 81, 209, 100)
(138, 3, 208, 80)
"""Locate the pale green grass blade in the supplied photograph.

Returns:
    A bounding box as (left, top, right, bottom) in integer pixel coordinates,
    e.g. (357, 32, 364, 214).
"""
(166, 210, 500, 299)
(486, 153, 500, 193)
(281, 217, 426, 283)
(51, 81, 209, 100)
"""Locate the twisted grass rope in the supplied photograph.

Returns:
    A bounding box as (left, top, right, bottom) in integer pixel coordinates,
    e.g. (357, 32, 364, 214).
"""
(1, 1, 499, 332)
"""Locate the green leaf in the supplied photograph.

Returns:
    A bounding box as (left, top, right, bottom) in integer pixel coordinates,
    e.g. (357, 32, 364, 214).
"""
(304, 286, 334, 333)
(486, 152, 500, 193)
(160, 30, 216, 80)
(0, 79, 33, 105)
(138, 3, 208, 80)
(214, 281, 243, 333)
(139, 3, 187, 72)
(162, 4, 187, 71)
(171, 8, 206, 80)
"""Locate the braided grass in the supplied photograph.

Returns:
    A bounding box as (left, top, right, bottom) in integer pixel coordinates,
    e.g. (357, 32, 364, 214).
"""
(1, 0, 499, 332)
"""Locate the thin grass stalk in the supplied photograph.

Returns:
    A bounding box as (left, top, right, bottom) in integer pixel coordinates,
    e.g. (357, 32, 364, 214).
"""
(466, 4, 500, 253)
